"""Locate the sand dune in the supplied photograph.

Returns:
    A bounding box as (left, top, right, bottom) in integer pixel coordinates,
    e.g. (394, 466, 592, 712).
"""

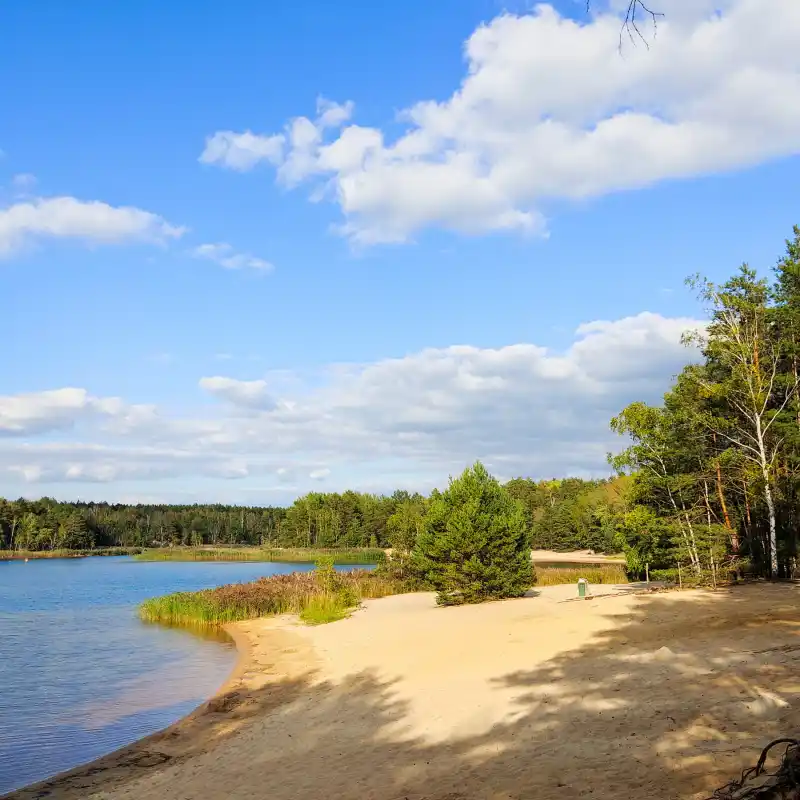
(9, 583, 800, 800)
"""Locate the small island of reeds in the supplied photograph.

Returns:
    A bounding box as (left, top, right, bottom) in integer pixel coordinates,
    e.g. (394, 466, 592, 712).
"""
(139, 564, 404, 627)
(134, 546, 386, 564)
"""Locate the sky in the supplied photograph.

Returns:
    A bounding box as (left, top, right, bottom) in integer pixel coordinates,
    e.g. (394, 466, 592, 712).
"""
(2, 0, 800, 505)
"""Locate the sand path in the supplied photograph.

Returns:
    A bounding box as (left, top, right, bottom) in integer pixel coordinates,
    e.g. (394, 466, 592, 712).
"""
(8, 583, 800, 800)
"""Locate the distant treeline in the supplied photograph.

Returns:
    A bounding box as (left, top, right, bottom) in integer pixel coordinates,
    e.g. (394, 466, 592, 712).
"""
(0, 476, 629, 554)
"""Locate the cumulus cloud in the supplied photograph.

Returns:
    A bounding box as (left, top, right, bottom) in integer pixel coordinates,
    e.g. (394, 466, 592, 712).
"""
(0, 388, 160, 437)
(0, 196, 185, 256)
(199, 376, 277, 410)
(199, 131, 285, 172)
(200, 0, 800, 244)
(192, 242, 273, 272)
(0, 312, 703, 499)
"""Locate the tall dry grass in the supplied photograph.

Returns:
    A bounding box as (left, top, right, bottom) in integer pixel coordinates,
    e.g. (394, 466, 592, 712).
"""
(535, 564, 628, 586)
(0, 547, 142, 561)
(139, 569, 402, 627)
(134, 547, 385, 564)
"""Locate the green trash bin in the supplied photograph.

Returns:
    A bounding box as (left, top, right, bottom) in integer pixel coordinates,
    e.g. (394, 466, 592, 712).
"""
(577, 578, 588, 598)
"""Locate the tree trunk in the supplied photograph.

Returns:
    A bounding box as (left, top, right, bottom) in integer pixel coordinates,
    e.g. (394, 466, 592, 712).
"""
(762, 473, 779, 578)
(714, 460, 737, 550)
(755, 415, 779, 578)
(667, 488, 700, 572)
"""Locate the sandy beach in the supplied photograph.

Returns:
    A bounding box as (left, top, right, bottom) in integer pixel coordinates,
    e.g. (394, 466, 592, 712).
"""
(7, 582, 800, 800)
(531, 549, 625, 563)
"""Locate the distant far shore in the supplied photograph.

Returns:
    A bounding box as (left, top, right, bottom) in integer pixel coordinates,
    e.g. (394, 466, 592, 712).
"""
(1, 546, 623, 565)
(0, 547, 143, 561)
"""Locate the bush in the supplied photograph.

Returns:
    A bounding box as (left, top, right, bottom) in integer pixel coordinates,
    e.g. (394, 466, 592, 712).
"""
(413, 462, 534, 605)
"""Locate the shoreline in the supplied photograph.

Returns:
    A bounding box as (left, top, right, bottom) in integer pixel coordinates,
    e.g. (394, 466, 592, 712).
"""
(7, 584, 800, 800)
(2, 618, 308, 800)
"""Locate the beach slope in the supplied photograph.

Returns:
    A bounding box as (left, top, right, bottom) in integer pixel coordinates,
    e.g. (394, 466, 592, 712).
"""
(7, 583, 800, 800)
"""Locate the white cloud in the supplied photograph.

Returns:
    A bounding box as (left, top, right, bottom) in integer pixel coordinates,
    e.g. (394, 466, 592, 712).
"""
(0, 196, 185, 256)
(0, 312, 703, 499)
(0, 388, 159, 436)
(199, 130, 285, 171)
(192, 242, 273, 272)
(200, 0, 800, 244)
(199, 376, 277, 410)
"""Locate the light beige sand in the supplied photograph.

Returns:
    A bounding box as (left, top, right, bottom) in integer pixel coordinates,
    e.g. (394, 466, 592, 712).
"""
(8, 583, 800, 800)
(531, 549, 625, 563)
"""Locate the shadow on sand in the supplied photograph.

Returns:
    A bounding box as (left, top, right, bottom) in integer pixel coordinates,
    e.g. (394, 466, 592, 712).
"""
(5, 583, 800, 800)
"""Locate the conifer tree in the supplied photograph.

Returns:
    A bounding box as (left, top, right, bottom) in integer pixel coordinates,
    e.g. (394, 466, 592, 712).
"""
(413, 462, 534, 605)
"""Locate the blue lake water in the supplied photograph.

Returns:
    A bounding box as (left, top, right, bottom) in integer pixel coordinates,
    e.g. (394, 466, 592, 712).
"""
(0, 556, 367, 795)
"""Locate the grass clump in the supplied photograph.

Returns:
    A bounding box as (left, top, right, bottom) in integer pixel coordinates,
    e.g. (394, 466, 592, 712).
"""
(139, 563, 403, 628)
(535, 564, 628, 586)
(134, 547, 385, 564)
(299, 593, 351, 625)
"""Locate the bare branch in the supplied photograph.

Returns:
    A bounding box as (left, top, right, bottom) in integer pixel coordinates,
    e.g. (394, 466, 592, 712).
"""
(619, 0, 664, 52)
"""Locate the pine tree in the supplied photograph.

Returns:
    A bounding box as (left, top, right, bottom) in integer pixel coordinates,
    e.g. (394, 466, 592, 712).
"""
(413, 462, 534, 605)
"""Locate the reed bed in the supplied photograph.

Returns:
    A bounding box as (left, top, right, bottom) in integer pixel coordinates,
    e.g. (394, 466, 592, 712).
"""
(134, 547, 385, 564)
(535, 564, 628, 586)
(0, 547, 142, 560)
(139, 569, 402, 627)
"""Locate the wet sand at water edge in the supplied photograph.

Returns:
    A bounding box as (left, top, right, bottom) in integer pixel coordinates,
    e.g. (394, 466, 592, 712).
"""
(7, 582, 800, 800)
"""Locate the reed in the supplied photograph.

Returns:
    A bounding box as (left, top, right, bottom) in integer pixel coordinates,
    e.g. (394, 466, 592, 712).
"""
(0, 547, 143, 561)
(134, 547, 386, 564)
(299, 592, 352, 625)
(535, 564, 628, 586)
(139, 568, 403, 628)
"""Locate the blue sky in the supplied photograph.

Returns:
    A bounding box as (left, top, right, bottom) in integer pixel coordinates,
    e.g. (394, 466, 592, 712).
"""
(2, 0, 799, 503)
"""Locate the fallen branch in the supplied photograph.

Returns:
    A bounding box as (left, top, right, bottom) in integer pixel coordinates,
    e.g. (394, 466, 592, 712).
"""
(708, 738, 800, 799)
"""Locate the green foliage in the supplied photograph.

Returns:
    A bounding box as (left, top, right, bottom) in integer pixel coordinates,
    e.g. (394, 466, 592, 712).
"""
(413, 462, 533, 605)
(313, 554, 338, 591)
(609, 225, 800, 581)
(613, 505, 674, 577)
(505, 475, 629, 553)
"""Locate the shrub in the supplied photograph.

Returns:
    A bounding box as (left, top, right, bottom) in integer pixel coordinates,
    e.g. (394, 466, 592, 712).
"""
(413, 462, 533, 605)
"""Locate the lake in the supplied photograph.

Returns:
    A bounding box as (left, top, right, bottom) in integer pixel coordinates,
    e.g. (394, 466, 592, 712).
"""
(0, 556, 368, 795)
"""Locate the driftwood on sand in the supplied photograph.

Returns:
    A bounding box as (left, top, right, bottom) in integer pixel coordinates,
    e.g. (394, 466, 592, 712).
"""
(708, 739, 800, 799)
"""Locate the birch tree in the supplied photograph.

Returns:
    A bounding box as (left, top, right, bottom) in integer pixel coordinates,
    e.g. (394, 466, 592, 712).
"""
(684, 268, 799, 577)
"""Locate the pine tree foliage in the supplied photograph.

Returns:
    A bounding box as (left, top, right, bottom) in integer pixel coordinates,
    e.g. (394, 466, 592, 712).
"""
(413, 462, 534, 605)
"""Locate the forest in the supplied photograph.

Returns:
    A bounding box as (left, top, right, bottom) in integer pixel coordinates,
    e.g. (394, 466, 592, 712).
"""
(611, 226, 800, 581)
(3, 227, 800, 582)
(0, 476, 627, 554)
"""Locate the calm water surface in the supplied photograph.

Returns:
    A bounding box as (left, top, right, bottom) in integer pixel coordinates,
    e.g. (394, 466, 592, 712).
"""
(0, 557, 359, 794)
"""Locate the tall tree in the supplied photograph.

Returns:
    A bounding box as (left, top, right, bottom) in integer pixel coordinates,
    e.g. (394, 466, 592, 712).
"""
(685, 268, 799, 577)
